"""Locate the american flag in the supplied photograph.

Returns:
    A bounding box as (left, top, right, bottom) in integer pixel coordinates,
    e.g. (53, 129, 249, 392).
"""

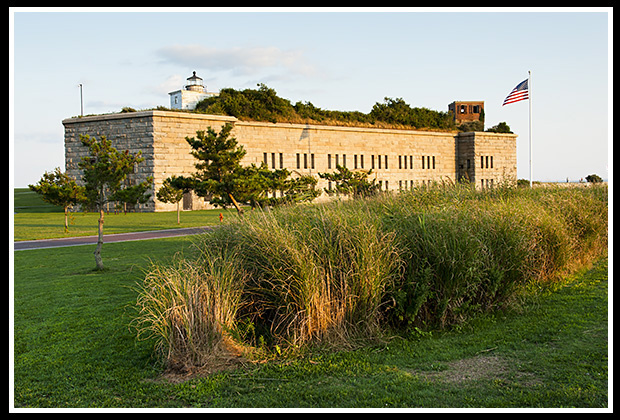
(502, 79, 529, 106)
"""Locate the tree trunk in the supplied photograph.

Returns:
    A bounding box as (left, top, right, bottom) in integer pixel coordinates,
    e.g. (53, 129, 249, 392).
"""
(94, 208, 105, 270)
(176, 201, 180, 224)
(64, 206, 69, 233)
(228, 193, 244, 215)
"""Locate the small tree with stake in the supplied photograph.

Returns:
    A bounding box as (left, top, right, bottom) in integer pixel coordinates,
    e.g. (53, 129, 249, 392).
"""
(156, 177, 186, 224)
(28, 167, 86, 233)
(78, 134, 150, 270)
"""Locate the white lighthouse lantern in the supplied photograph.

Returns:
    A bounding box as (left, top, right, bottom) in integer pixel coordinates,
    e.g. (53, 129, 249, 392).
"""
(168, 71, 217, 110)
(185, 71, 205, 92)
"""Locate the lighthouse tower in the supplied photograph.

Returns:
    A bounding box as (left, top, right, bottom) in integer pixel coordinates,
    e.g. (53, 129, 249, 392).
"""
(169, 71, 218, 110)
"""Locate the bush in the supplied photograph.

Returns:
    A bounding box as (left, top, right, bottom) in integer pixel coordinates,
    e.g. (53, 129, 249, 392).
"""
(196, 84, 297, 124)
(134, 184, 608, 370)
(486, 121, 512, 133)
(195, 85, 456, 130)
(381, 185, 607, 330)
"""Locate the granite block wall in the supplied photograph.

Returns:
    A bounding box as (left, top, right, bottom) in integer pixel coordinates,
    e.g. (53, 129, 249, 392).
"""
(63, 110, 517, 212)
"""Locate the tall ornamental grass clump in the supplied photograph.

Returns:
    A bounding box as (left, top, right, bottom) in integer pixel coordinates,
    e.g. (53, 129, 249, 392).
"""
(134, 183, 607, 371)
(198, 203, 401, 348)
(376, 183, 608, 329)
(133, 247, 249, 369)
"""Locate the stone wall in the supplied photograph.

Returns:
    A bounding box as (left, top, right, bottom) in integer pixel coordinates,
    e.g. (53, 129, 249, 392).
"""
(63, 110, 517, 212)
(456, 131, 518, 188)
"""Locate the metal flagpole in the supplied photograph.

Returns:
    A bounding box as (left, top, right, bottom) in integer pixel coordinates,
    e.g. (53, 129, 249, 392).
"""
(528, 70, 532, 188)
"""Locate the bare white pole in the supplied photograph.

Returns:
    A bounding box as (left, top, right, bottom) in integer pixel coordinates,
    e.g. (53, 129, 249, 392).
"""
(79, 84, 84, 117)
(528, 70, 532, 188)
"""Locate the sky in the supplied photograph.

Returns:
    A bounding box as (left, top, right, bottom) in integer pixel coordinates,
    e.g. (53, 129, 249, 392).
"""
(10, 7, 612, 187)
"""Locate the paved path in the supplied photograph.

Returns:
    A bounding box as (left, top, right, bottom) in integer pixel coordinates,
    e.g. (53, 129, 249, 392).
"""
(14, 226, 213, 251)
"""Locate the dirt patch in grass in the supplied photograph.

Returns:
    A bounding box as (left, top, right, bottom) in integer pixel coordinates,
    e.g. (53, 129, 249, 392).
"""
(412, 355, 542, 386)
(148, 353, 247, 384)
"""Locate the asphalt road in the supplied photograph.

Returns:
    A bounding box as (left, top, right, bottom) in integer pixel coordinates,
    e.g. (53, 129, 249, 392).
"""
(14, 226, 213, 251)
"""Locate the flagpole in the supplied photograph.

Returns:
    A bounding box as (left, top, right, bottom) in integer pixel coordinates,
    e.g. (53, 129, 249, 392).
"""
(528, 70, 532, 188)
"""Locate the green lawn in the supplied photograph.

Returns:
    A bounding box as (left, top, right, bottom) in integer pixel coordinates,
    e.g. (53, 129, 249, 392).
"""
(12, 234, 609, 408)
(13, 188, 229, 241)
(11, 188, 609, 409)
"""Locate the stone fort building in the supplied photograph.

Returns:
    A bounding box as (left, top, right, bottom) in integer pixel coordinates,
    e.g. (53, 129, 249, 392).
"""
(63, 73, 517, 212)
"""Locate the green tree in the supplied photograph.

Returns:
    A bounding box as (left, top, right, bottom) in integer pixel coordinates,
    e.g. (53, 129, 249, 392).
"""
(233, 163, 283, 209)
(370, 97, 413, 127)
(156, 177, 186, 224)
(278, 174, 321, 205)
(196, 84, 296, 124)
(486, 122, 512, 133)
(179, 124, 320, 212)
(585, 174, 603, 183)
(233, 164, 321, 209)
(112, 177, 153, 214)
(370, 97, 456, 130)
(318, 165, 379, 199)
(195, 85, 456, 130)
(182, 123, 247, 214)
(28, 167, 86, 233)
(78, 134, 149, 270)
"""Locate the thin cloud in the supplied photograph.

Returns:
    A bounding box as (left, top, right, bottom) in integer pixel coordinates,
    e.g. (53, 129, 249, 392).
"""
(156, 44, 318, 77)
(155, 74, 184, 94)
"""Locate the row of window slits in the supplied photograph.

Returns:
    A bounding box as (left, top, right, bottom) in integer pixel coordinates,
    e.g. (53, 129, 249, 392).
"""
(263, 152, 442, 171)
(464, 155, 495, 170)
